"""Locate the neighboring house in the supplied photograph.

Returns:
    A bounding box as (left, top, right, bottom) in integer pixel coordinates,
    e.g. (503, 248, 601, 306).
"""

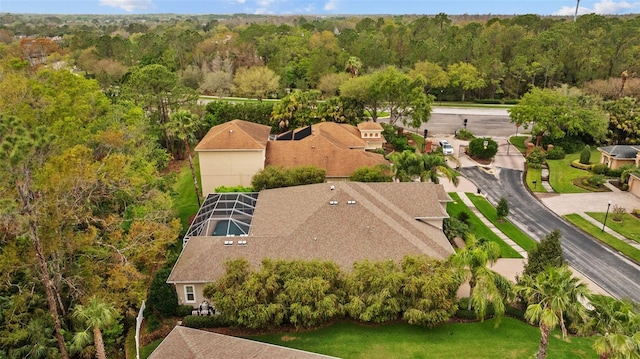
(597, 145, 640, 169)
(148, 326, 338, 359)
(195, 120, 271, 195)
(168, 181, 454, 307)
(266, 121, 388, 182)
(196, 120, 387, 195)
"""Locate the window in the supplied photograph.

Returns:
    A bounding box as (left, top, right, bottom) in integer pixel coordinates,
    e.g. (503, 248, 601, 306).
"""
(185, 285, 196, 303)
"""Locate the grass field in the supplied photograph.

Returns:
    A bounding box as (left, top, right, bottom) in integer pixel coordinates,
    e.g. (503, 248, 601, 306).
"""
(563, 214, 640, 264)
(465, 193, 537, 251)
(526, 167, 548, 193)
(447, 193, 521, 258)
(171, 157, 201, 231)
(248, 317, 596, 359)
(586, 212, 640, 244)
(546, 150, 601, 193)
(509, 135, 529, 154)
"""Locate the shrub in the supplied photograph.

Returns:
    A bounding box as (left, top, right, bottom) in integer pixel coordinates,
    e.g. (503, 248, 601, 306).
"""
(586, 174, 606, 187)
(592, 163, 608, 174)
(473, 98, 502, 104)
(176, 305, 195, 317)
(570, 160, 593, 170)
(443, 217, 469, 240)
(502, 99, 520, 105)
(455, 128, 475, 140)
(251, 165, 326, 190)
(542, 136, 585, 154)
(215, 185, 254, 193)
(349, 164, 393, 182)
(145, 314, 161, 333)
(505, 306, 526, 320)
(545, 146, 566, 160)
(182, 315, 230, 329)
(456, 211, 471, 224)
(611, 205, 626, 222)
(579, 145, 591, 164)
(468, 137, 498, 159)
(147, 266, 179, 317)
(526, 147, 546, 169)
(605, 167, 624, 178)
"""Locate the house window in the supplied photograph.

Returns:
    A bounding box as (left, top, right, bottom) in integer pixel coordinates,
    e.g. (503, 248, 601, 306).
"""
(185, 285, 196, 303)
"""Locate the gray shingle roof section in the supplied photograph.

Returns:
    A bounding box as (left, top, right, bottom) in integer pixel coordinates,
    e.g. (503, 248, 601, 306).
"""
(598, 145, 640, 159)
(148, 326, 338, 359)
(168, 182, 454, 284)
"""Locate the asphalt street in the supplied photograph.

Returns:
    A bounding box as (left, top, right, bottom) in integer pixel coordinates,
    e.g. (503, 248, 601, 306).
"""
(461, 167, 640, 302)
(423, 107, 516, 137)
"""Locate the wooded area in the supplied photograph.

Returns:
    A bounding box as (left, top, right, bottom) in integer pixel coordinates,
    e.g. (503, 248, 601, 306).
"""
(1, 11, 640, 358)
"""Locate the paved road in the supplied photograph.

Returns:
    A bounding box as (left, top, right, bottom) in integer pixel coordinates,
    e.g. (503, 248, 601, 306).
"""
(461, 167, 640, 302)
(425, 107, 516, 137)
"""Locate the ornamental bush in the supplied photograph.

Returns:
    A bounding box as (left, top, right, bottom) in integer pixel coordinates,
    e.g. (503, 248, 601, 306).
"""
(579, 145, 591, 164)
(545, 146, 565, 160)
(526, 147, 546, 169)
(592, 163, 608, 175)
(468, 137, 498, 159)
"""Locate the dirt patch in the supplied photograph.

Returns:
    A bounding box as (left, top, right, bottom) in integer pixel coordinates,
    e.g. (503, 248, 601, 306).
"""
(281, 335, 298, 341)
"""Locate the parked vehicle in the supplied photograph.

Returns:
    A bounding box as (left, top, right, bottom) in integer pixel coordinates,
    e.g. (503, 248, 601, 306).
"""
(439, 140, 454, 155)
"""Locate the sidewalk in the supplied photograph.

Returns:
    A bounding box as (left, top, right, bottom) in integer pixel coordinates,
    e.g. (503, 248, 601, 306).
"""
(577, 212, 640, 251)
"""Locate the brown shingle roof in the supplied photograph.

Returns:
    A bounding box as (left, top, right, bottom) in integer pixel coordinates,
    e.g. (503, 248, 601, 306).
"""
(148, 326, 337, 359)
(195, 120, 271, 151)
(266, 123, 389, 177)
(168, 182, 454, 284)
(357, 121, 384, 131)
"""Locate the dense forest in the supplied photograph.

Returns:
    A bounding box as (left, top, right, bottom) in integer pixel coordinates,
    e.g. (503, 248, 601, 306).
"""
(1, 12, 640, 358)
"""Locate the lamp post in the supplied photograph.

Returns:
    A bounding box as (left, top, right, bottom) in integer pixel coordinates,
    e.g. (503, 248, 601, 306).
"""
(533, 180, 537, 189)
(602, 200, 612, 232)
(423, 129, 428, 153)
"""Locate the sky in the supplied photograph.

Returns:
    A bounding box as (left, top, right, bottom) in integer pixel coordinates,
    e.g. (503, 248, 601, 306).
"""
(1, 0, 640, 16)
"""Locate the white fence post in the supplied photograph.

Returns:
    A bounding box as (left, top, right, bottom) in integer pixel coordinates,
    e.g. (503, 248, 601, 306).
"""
(135, 300, 146, 359)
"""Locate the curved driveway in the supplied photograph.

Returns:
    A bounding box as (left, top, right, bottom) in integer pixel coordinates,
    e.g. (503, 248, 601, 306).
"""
(461, 167, 640, 302)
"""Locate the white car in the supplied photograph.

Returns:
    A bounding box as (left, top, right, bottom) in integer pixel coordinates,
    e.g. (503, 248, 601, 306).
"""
(439, 140, 454, 155)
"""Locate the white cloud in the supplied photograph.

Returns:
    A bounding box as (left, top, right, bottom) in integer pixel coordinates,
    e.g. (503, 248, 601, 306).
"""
(235, 0, 247, 3)
(99, 0, 154, 12)
(555, 0, 640, 15)
(324, 0, 338, 11)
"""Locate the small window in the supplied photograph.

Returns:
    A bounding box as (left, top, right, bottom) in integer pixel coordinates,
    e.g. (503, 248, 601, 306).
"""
(185, 285, 196, 303)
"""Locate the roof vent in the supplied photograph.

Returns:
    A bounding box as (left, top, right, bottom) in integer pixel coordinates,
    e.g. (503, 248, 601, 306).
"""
(347, 200, 357, 205)
(238, 240, 247, 245)
(330, 185, 335, 191)
(329, 200, 338, 205)
(224, 240, 234, 245)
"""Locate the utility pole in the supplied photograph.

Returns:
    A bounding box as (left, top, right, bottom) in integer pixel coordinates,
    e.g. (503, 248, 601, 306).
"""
(574, 0, 580, 22)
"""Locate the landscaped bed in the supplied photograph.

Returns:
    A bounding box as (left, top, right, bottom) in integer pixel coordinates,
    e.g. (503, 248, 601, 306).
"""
(546, 150, 602, 193)
(447, 193, 521, 258)
(247, 317, 596, 359)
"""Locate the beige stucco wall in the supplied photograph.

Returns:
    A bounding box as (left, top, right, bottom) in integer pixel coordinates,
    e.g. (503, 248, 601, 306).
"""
(629, 174, 640, 198)
(174, 283, 211, 308)
(198, 150, 265, 195)
(601, 153, 635, 170)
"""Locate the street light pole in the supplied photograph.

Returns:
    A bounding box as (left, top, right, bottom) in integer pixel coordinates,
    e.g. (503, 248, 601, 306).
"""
(602, 200, 612, 232)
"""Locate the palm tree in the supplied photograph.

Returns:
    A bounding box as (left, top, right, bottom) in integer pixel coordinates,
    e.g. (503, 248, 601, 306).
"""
(166, 110, 202, 206)
(345, 56, 362, 77)
(9, 317, 59, 359)
(582, 294, 640, 359)
(389, 150, 423, 182)
(451, 235, 512, 321)
(420, 152, 459, 186)
(71, 297, 119, 359)
(517, 266, 590, 359)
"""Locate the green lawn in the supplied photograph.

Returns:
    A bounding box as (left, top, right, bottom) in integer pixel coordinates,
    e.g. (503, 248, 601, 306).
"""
(140, 339, 163, 359)
(447, 193, 521, 258)
(526, 167, 547, 193)
(586, 212, 640, 244)
(248, 317, 596, 359)
(465, 193, 537, 251)
(171, 158, 202, 232)
(563, 214, 640, 264)
(509, 135, 529, 154)
(546, 150, 601, 193)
